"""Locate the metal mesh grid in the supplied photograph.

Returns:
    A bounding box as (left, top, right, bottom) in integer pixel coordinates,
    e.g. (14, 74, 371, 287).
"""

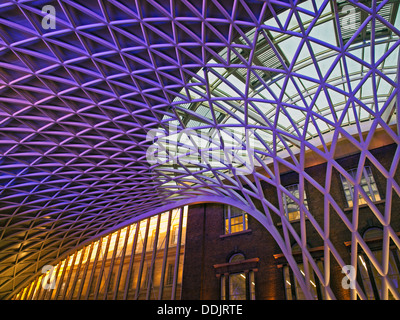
(0, 0, 399, 299)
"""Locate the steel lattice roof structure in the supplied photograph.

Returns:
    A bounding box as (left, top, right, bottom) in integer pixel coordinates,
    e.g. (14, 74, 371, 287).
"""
(0, 0, 399, 299)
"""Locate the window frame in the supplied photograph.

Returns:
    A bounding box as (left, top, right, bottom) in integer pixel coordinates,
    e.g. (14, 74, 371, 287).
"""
(165, 264, 174, 287)
(282, 260, 325, 300)
(228, 272, 248, 300)
(340, 166, 381, 208)
(170, 225, 179, 246)
(224, 205, 248, 235)
(282, 184, 308, 222)
(221, 271, 256, 301)
(218, 253, 257, 300)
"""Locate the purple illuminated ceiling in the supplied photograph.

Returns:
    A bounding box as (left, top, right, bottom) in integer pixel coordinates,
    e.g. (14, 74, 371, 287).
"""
(0, 0, 399, 299)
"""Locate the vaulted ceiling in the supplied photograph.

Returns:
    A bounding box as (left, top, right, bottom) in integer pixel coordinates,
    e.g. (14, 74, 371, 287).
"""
(0, 0, 399, 299)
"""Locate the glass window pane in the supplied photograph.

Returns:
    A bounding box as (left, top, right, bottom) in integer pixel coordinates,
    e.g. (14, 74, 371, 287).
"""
(229, 273, 247, 300)
(294, 264, 306, 300)
(341, 167, 380, 207)
(225, 218, 230, 234)
(221, 275, 226, 300)
(283, 266, 293, 300)
(388, 250, 400, 297)
(282, 184, 307, 221)
(230, 253, 245, 263)
(358, 255, 375, 300)
(224, 206, 248, 234)
(249, 271, 256, 300)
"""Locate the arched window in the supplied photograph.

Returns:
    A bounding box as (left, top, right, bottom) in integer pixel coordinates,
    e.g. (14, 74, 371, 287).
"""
(229, 253, 245, 263)
(227, 254, 247, 300)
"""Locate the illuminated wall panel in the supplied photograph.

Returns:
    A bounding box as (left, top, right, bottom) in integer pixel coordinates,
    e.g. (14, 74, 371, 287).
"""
(12, 207, 187, 300)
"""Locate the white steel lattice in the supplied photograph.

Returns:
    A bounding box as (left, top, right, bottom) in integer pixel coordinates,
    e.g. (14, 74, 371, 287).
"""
(0, 0, 399, 299)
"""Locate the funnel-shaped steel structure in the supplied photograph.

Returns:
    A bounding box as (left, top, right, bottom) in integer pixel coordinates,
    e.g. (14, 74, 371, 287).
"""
(0, 0, 399, 299)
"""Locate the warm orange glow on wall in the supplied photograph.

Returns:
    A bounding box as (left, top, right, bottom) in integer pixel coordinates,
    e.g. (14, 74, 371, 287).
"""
(13, 207, 188, 300)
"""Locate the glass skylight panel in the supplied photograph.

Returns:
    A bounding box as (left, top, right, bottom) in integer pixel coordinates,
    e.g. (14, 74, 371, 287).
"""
(377, 76, 393, 95)
(225, 74, 247, 94)
(309, 20, 337, 47)
(213, 80, 239, 98)
(213, 100, 235, 114)
(196, 104, 212, 119)
(382, 44, 399, 68)
(293, 76, 317, 93)
(223, 114, 243, 126)
(309, 40, 331, 56)
(186, 119, 204, 128)
(360, 76, 374, 100)
(374, 42, 387, 64)
(161, 0, 398, 157)
(282, 78, 300, 101)
(395, 4, 400, 29)
(286, 107, 307, 124)
(346, 53, 364, 75)
(278, 36, 302, 63)
(206, 70, 220, 85)
(295, 62, 320, 80)
(316, 54, 339, 77)
(181, 88, 200, 101)
(277, 110, 293, 130)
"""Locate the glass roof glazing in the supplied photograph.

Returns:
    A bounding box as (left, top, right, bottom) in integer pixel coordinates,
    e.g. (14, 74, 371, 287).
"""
(152, 0, 399, 180)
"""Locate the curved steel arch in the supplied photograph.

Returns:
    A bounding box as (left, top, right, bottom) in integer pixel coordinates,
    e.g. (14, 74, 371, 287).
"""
(7, 195, 327, 300)
(0, 0, 399, 299)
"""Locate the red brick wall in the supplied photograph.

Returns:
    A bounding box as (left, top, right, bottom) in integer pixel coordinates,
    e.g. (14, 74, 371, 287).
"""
(181, 143, 399, 300)
(181, 202, 285, 300)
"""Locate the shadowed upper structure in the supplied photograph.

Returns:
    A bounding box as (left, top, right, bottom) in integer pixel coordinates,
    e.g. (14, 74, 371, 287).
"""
(0, 0, 399, 299)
